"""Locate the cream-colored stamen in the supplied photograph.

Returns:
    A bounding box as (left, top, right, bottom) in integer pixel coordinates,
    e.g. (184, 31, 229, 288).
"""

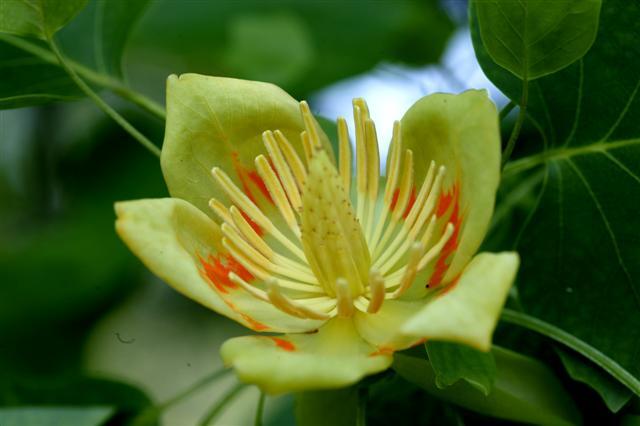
(336, 278, 354, 317)
(337, 117, 351, 195)
(267, 279, 331, 320)
(367, 269, 386, 313)
(390, 243, 424, 298)
(273, 130, 307, 189)
(262, 131, 302, 212)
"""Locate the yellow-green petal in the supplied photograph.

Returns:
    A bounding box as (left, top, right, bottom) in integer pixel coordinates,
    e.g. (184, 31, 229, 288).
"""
(115, 198, 323, 333)
(353, 299, 426, 351)
(401, 252, 519, 351)
(161, 74, 331, 219)
(400, 90, 500, 285)
(220, 318, 392, 394)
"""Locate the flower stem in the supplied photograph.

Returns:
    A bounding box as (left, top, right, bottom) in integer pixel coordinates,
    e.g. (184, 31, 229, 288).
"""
(46, 35, 161, 158)
(198, 382, 246, 426)
(499, 101, 516, 121)
(356, 387, 368, 426)
(0, 33, 166, 121)
(500, 308, 640, 397)
(254, 391, 266, 426)
(501, 79, 529, 168)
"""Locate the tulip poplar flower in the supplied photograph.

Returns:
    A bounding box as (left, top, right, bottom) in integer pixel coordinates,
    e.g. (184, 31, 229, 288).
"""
(115, 74, 519, 394)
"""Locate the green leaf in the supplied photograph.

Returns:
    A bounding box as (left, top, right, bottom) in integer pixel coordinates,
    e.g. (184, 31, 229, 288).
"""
(426, 341, 496, 396)
(0, 0, 89, 39)
(0, 0, 150, 109)
(473, 0, 640, 394)
(0, 407, 113, 426)
(295, 387, 359, 426)
(393, 345, 580, 425)
(0, 376, 154, 419)
(91, 0, 150, 77)
(0, 38, 82, 108)
(473, 0, 601, 80)
(556, 347, 632, 413)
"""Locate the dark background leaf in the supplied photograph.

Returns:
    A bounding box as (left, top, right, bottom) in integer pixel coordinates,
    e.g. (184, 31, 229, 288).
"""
(471, 0, 640, 397)
(556, 347, 632, 412)
(426, 341, 496, 395)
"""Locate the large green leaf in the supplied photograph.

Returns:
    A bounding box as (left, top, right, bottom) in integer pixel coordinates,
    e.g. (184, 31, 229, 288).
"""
(426, 341, 496, 396)
(474, 0, 601, 80)
(471, 0, 640, 395)
(0, 407, 113, 426)
(556, 348, 632, 413)
(0, 0, 150, 109)
(393, 346, 580, 425)
(0, 40, 81, 108)
(0, 0, 88, 39)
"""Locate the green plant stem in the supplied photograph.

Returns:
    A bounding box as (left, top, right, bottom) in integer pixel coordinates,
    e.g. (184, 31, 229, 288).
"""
(500, 308, 640, 397)
(158, 368, 229, 411)
(499, 100, 516, 121)
(501, 79, 529, 168)
(46, 35, 161, 158)
(198, 382, 246, 426)
(0, 33, 165, 121)
(356, 387, 367, 426)
(254, 391, 266, 426)
(129, 368, 229, 425)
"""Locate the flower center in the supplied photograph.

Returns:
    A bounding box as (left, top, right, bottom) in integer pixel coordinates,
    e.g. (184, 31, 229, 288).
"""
(207, 99, 456, 320)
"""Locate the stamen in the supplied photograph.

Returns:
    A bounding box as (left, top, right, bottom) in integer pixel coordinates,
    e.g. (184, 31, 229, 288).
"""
(337, 117, 351, 195)
(299, 101, 322, 149)
(418, 222, 455, 270)
(372, 149, 414, 258)
(353, 102, 368, 221)
(212, 167, 306, 261)
(208, 198, 234, 227)
(262, 131, 302, 212)
(228, 205, 273, 258)
(228, 272, 269, 302)
(336, 278, 354, 317)
(391, 149, 414, 221)
(221, 223, 316, 286)
(390, 242, 424, 298)
(364, 118, 380, 241)
(273, 130, 307, 189)
(369, 121, 402, 250)
(255, 155, 300, 238)
(267, 279, 331, 320)
(367, 269, 385, 313)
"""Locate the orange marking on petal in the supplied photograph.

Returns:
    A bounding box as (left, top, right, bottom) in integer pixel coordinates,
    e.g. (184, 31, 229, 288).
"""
(240, 209, 264, 236)
(389, 188, 400, 211)
(199, 253, 254, 294)
(403, 187, 417, 219)
(369, 346, 395, 357)
(389, 186, 416, 218)
(241, 313, 269, 331)
(231, 152, 257, 204)
(247, 170, 274, 204)
(429, 183, 462, 288)
(270, 337, 296, 351)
